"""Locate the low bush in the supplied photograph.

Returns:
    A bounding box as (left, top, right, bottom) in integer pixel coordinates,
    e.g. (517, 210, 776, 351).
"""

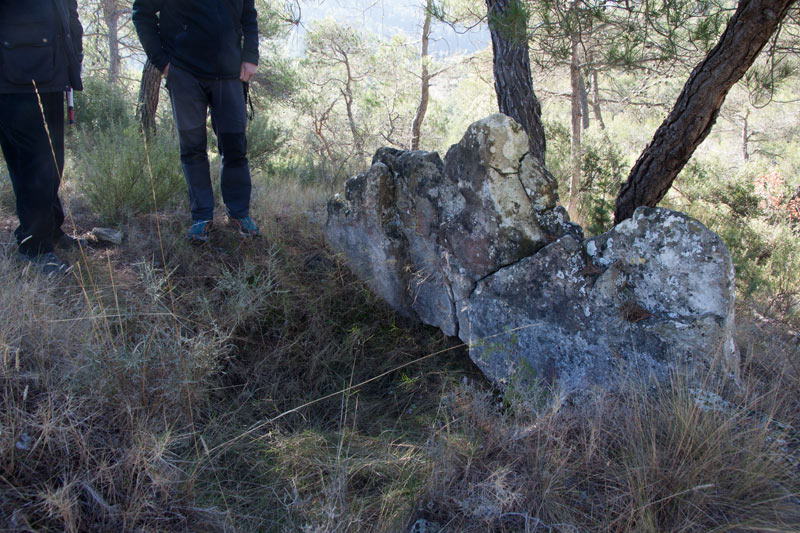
(71, 77, 135, 132)
(72, 126, 185, 223)
(545, 122, 629, 235)
(669, 161, 800, 315)
(245, 114, 284, 172)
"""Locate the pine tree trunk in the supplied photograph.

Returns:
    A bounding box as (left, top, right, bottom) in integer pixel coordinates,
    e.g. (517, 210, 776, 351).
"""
(102, 0, 121, 84)
(567, 35, 583, 216)
(591, 68, 605, 130)
(742, 107, 750, 162)
(486, 0, 546, 164)
(614, 0, 795, 224)
(137, 60, 162, 135)
(411, 0, 433, 151)
(579, 72, 590, 130)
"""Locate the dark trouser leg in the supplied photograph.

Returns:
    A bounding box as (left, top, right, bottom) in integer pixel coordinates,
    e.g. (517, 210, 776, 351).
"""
(179, 127, 214, 221)
(209, 80, 251, 219)
(44, 93, 66, 240)
(0, 92, 64, 256)
(167, 66, 214, 221)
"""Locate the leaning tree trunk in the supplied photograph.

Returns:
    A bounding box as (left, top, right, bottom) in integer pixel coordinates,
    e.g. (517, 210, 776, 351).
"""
(411, 0, 433, 151)
(614, 0, 796, 224)
(137, 60, 162, 135)
(342, 61, 364, 163)
(486, 0, 546, 164)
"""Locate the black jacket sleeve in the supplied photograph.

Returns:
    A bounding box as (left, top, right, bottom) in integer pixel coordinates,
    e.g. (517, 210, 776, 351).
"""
(67, 0, 82, 63)
(52, 0, 84, 90)
(241, 0, 258, 65)
(132, 0, 170, 72)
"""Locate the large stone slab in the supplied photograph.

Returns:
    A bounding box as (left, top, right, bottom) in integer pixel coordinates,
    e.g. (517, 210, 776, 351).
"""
(325, 114, 738, 395)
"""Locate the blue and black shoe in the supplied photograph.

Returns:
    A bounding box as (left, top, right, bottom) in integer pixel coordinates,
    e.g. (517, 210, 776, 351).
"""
(187, 220, 213, 242)
(17, 251, 72, 276)
(226, 213, 259, 237)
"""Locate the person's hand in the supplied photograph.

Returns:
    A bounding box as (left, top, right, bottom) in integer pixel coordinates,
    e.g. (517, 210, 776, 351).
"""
(162, 63, 170, 78)
(240, 62, 257, 82)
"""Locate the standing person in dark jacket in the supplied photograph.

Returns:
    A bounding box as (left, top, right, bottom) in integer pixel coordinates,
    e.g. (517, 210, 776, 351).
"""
(0, 0, 84, 275)
(132, 0, 261, 241)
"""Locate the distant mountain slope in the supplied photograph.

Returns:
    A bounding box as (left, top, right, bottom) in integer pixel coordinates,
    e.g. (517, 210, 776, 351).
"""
(287, 0, 489, 57)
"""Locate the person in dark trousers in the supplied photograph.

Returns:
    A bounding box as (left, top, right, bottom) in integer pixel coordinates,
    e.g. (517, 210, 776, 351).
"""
(132, 0, 260, 242)
(0, 0, 84, 275)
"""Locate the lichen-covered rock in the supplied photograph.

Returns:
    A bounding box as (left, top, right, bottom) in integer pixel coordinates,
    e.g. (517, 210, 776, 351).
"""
(326, 161, 413, 317)
(586, 207, 738, 374)
(325, 115, 576, 337)
(440, 114, 581, 286)
(325, 114, 738, 395)
(461, 208, 737, 393)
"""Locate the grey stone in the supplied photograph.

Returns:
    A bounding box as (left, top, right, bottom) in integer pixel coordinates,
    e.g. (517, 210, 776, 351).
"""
(409, 518, 443, 533)
(325, 114, 738, 395)
(462, 208, 737, 393)
(90, 227, 124, 245)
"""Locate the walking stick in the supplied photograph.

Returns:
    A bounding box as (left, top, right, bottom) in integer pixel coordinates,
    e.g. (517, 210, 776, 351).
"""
(67, 87, 74, 125)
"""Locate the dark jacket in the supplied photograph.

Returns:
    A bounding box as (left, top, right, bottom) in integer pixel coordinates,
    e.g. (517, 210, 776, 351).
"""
(0, 0, 83, 94)
(132, 0, 259, 80)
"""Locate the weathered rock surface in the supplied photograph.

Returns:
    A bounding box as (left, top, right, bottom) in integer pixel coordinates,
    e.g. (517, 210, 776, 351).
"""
(326, 114, 737, 394)
(462, 208, 737, 392)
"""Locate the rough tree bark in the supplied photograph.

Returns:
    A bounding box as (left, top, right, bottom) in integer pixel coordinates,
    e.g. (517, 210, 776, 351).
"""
(486, 0, 546, 164)
(102, 0, 121, 84)
(411, 0, 433, 151)
(579, 73, 590, 130)
(614, 0, 796, 224)
(137, 60, 162, 135)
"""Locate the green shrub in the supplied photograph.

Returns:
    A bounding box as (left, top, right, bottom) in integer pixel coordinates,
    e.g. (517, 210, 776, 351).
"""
(266, 151, 342, 188)
(71, 77, 135, 131)
(545, 122, 628, 235)
(544, 120, 571, 189)
(671, 161, 800, 305)
(246, 114, 284, 171)
(0, 155, 13, 212)
(73, 126, 185, 223)
(578, 132, 628, 235)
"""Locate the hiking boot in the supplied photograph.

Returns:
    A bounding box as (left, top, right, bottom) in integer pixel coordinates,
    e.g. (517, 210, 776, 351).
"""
(17, 251, 72, 276)
(55, 233, 89, 250)
(226, 214, 259, 237)
(188, 220, 213, 242)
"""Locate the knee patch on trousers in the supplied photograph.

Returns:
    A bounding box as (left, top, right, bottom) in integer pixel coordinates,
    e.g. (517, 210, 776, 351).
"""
(218, 132, 248, 167)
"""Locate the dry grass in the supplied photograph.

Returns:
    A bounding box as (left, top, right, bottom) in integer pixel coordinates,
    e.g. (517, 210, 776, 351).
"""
(412, 313, 800, 532)
(0, 169, 798, 531)
(0, 248, 210, 530)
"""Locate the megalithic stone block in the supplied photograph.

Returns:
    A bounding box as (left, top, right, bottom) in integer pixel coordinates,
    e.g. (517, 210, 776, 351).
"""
(325, 114, 737, 396)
